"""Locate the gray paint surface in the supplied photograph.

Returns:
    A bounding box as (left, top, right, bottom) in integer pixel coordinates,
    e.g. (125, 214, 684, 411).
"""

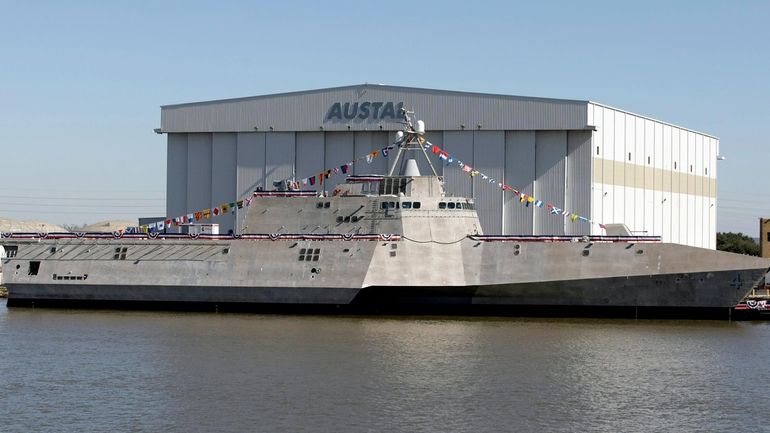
(265, 133, 295, 187)
(161, 85, 590, 133)
(473, 131, 505, 234)
(211, 133, 237, 231)
(504, 131, 536, 235)
(236, 132, 266, 198)
(166, 134, 188, 228)
(442, 131, 474, 199)
(535, 131, 567, 235)
(296, 132, 325, 191)
(566, 131, 592, 235)
(186, 134, 212, 218)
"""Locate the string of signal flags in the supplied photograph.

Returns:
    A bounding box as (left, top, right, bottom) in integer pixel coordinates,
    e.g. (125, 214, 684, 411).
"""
(141, 136, 606, 233)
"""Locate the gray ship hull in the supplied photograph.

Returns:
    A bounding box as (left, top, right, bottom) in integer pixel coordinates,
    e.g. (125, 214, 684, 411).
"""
(3, 234, 768, 319)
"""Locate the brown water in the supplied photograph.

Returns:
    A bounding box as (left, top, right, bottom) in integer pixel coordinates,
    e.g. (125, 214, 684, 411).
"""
(1, 299, 769, 433)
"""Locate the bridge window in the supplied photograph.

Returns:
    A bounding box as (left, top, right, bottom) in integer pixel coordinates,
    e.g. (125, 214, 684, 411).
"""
(413, 202, 421, 209)
(4, 245, 17, 258)
(380, 201, 398, 210)
(379, 177, 408, 195)
(402, 202, 412, 209)
(447, 202, 456, 209)
(113, 247, 128, 260)
(299, 248, 321, 262)
(439, 202, 446, 209)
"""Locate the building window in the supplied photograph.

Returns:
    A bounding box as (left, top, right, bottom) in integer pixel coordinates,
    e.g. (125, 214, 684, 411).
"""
(705, 167, 708, 175)
(674, 162, 677, 170)
(596, 146, 600, 155)
(324, 202, 331, 208)
(690, 165, 693, 173)
(767, 233, 770, 242)
(628, 152, 631, 161)
(647, 156, 651, 165)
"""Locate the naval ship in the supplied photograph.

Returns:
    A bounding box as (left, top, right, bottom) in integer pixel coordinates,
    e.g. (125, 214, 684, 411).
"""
(2, 113, 769, 318)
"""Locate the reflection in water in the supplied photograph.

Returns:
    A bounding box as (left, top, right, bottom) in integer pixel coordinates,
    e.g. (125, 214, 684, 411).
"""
(1, 301, 768, 432)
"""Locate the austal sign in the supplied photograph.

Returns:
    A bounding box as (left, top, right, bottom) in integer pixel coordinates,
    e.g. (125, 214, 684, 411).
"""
(325, 102, 405, 121)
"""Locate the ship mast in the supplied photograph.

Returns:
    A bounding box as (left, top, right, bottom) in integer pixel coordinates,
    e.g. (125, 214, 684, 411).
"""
(387, 109, 439, 177)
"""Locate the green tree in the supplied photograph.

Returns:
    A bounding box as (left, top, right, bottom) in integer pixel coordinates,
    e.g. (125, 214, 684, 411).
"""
(716, 232, 759, 256)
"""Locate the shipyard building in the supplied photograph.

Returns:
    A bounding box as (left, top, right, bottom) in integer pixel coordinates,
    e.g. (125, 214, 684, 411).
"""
(160, 85, 718, 249)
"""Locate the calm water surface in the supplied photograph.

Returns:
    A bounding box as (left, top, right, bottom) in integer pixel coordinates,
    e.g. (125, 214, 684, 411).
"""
(1, 299, 769, 432)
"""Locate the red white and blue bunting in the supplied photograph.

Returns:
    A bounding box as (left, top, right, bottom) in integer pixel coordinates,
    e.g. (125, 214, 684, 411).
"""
(135, 145, 396, 234)
(0, 232, 401, 242)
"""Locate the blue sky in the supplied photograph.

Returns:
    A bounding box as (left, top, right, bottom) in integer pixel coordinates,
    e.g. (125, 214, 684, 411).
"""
(1, 0, 768, 234)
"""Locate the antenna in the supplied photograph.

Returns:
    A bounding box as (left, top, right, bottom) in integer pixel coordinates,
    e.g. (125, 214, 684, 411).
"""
(387, 109, 439, 177)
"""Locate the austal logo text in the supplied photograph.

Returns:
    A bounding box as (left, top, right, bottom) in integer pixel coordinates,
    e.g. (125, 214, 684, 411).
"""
(325, 102, 405, 121)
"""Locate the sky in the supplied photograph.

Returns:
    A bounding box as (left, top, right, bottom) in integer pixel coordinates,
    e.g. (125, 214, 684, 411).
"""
(1, 0, 768, 234)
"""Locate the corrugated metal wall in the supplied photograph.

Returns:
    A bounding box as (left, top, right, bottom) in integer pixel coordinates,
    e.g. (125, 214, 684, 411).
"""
(210, 133, 237, 231)
(166, 134, 187, 226)
(588, 102, 717, 248)
(534, 131, 567, 235)
(161, 89, 717, 248)
(566, 131, 592, 235)
(442, 131, 475, 200)
(165, 128, 595, 236)
(236, 132, 266, 195)
(185, 134, 212, 218)
(473, 131, 505, 234)
(265, 132, 295, 187)
(504, 131, 535, 235)
(295, 132, 324, 191)
(161, 85, 589, 133)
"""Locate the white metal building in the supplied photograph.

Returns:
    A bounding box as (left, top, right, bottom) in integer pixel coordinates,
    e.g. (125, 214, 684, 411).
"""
(159, 85, 717, 249)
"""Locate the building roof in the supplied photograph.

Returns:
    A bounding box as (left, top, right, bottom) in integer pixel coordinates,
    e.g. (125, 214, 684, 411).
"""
(160, 84, 592, 133)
